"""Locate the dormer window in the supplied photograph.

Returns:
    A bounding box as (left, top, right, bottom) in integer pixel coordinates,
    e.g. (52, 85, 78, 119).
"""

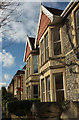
(75, 9, 79, 44)
(52, 28, 61, 56)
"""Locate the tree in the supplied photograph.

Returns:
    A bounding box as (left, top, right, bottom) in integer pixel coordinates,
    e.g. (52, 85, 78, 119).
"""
(1, 87, 18, 112)
(0, 1, 22, 49)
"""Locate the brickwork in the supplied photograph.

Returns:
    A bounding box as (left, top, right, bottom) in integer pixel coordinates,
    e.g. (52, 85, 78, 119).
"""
(25, 42, 31, 61)
(37, 13, 50, 43)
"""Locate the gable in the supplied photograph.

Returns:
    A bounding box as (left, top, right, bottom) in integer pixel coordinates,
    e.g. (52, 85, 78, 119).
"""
(37, 12, 51, 43)
(25, 42, 31, 61)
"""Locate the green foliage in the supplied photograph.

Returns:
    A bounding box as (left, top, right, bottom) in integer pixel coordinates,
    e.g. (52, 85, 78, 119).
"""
(7, 100, 32, 117)
(2, 87, 7, 97)
(2, 87, 18, 112)
(28, 98, 40, 102)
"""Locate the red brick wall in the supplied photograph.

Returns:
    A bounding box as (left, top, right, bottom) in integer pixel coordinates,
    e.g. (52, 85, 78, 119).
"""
(25, 42, 31, 61)
(37, 12, 50, 43)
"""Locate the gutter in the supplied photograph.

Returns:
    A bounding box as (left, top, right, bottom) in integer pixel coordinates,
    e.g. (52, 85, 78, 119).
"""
(61, 0, 78, 17)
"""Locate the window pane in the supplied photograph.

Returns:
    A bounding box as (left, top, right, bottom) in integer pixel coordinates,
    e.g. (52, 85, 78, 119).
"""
(47, 76, 50, 91)
(53, 28, 60, 42)
(42, 79, 45, 102)
(45, 34, 48, 47)
(29, 58, 31, 75)
(54, 73, 63, 90)
(75, 9, 79, 44)
(41, 54, 44, 65)
(27, 61, 28, 77)
(33, 56, 38, 73)
(54, 42, 61, 55)
(75, 9, 79, 27)
(34, 65, 38, 73)
(46, 76, 51, 102)
(41, 40, 44, 65)
(42, 79, 45, 92)
(56, 91, 64, 103)
(18, 79, 20, 88)
(46, 48, 49, 61)
(34, 85, 38, 98)
(45, 34, 49, 61)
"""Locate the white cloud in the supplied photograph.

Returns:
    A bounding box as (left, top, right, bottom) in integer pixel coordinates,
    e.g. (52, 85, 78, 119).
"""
(3, 74, 11, 82)
(2, 2, 40, 43)
(0, 50, 15, 67)
(2, 2, 70, 44)
(0, 82, 7, 88)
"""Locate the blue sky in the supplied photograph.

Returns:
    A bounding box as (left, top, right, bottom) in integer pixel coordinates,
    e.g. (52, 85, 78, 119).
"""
(0, 2, 69, 89)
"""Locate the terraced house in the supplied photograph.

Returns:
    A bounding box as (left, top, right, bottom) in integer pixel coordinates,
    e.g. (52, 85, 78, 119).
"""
(8, 70, 25, 100)
(34, 0, 79, 103)
(8, 0, 79, 104)
(23, 35, 40, 99)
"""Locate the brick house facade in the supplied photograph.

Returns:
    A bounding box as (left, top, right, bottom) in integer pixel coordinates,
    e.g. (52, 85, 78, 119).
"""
(24, 35, 40, 99)
(8, 0, 79, 103)
(7, 70, 25, 100)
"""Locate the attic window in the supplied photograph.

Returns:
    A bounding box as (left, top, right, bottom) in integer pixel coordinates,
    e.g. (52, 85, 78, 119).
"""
(52, 28, 61, 55)
(75, 9, 79, 44)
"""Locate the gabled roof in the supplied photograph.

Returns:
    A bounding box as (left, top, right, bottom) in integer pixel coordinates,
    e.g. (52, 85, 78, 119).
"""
(44, 6, 63, 16)
(29, 37, 35, 50)
(15, 70, 25, 76)
(23, 35, 35, 62)
(8, 70, 25, 88)
(35, 4, 63, 47)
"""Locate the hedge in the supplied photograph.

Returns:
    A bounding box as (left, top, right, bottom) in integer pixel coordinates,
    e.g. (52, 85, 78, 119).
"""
(7, 100, 32, 117)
